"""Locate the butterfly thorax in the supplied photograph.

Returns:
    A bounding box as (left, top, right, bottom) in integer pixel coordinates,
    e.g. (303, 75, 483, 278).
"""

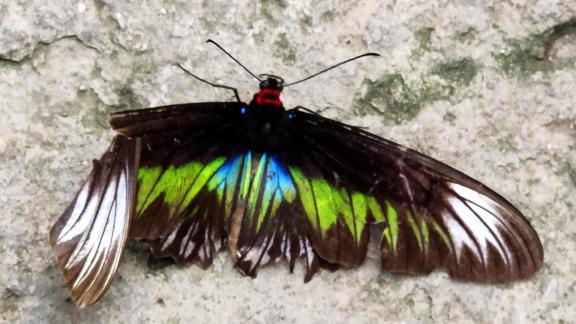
(253, 76, 284, 108)
(242, 76, 289, 151)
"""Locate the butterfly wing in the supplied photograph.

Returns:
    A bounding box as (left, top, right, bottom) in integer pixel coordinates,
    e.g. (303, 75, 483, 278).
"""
(285, 108, 543, 282)
(145, 151, 326, 280)
(110, 102, 244, 266)
(49, 135, 140, 308)
(111, 103, 325, 279)
(54, 99, 542, 308)
(50, 102, 242, 307)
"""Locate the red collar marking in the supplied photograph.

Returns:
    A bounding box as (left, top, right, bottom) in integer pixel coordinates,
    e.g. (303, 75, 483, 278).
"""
(255, 89, 283, 107)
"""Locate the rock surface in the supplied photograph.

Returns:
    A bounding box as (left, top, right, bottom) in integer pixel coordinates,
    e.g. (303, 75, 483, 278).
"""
(1, 1, 575, 323)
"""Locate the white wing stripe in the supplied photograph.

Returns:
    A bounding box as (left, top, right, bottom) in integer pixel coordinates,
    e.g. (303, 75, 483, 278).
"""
(49, 136, 139, 307)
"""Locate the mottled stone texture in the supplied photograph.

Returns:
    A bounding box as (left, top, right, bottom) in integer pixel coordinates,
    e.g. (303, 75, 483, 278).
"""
(1, 1, 575, 323)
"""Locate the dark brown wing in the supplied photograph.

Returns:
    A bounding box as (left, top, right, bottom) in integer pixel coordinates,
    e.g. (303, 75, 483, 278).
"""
(286, 108, 543, 282)
(110, 102, 241, 138)
(132, 149, 323, 281)
(50, 102, 242, 307)
(49, 135, 140, 307)
(110, 102, 330, 280)
(110, 102, 243, 256)
(228, 153, 322, 282)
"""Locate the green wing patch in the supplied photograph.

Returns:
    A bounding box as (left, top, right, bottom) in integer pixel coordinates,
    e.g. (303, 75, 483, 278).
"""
(290, 167, 385, 243)
(135, 151, 453, 272)
(136, 157, 226, 218)
(135, 152, 298, 234)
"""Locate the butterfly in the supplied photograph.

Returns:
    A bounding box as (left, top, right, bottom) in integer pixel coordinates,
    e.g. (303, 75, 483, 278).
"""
(49, 40, 543, 308)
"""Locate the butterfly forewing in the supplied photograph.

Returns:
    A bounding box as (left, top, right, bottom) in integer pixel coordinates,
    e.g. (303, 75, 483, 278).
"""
(49, 135, 140, 308)
(287, 108, 543, 281)
(110, 102, 242, 138)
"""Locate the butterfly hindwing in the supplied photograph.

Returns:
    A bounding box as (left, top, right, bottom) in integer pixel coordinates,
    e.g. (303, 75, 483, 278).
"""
(49, 135, 140, 308)
(145, 189, 226, 268)
(136, 149, 323, 280)
(138, 153, 245, 268)
(287, 108, 543, 282)
(111, 103, 242, 266)
(285, 154, 372, 267)
(110, 102, 327, 279)
(231, 153, 321, 281)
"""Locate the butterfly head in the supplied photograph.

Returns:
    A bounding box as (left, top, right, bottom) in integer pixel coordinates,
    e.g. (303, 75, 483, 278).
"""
(259, 75, 284, 91)
(255, 74, 284, 107)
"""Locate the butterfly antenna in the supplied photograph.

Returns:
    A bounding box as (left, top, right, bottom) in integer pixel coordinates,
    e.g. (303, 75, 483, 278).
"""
(176, 63, 241, 102)
(284, 52, 380, 87)
(207, 39, 261, 82)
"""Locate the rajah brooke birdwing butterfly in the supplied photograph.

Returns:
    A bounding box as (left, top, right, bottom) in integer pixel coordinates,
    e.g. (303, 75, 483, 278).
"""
(49, 40, 543, 308)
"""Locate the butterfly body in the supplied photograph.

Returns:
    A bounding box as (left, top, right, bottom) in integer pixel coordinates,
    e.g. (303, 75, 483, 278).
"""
(49, 58, 543, 308)
(232, 76, 293, 152)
